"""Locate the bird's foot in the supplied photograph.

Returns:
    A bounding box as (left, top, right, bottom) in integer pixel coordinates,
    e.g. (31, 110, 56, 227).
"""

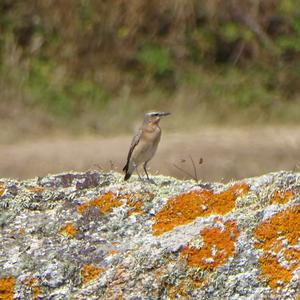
(146, 178, 157, 185)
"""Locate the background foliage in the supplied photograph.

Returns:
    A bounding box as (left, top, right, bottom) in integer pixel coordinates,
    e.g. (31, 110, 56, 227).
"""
(0, 0, 299, 139)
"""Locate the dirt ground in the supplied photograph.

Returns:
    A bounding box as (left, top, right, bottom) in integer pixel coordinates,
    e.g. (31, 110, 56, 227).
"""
(0, 126, 299, 183)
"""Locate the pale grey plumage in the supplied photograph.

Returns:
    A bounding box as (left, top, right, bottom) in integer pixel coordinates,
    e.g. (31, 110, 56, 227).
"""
(123, 112, 170, 181)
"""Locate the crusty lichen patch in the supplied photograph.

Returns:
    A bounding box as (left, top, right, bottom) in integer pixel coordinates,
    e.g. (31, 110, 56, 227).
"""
(108, 249, 119, 256)
(77, 191, 148, 215)
(0, 277, 15, 300)
(59, 223, 78, 237)
(23, 277, 41, 299)
(270, 190, 294, 204)
(77, 192, 123, 214)
(1, 171, 299, 299)
(164, 276, 208, 299)
(254, 204, 300, 289)
(180, 219, 240, 270)
(80, 264, 104, 284)
(0, 183, 5, 197)
(26, 186, 45, 193)
(164, 280, 189, 299)
(127, 198, 143, 216)
(152, 183, 248, 235)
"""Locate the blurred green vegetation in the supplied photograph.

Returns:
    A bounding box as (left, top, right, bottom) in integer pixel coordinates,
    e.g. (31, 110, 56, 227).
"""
(0, 0, 299, 140)
(136, 43, 173, 78)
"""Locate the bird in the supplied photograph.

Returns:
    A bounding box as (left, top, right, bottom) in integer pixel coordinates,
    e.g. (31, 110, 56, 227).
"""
(123, 111, 171, 181)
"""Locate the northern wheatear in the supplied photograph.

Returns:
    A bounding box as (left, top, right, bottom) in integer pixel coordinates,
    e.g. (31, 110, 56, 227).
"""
(123, 111, 170, 181)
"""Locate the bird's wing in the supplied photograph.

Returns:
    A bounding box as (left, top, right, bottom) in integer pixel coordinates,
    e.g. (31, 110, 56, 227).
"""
(123, 128, 143, 172)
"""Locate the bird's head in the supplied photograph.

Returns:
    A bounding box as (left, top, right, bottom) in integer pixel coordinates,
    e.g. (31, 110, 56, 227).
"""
(144, 111, 171, 124)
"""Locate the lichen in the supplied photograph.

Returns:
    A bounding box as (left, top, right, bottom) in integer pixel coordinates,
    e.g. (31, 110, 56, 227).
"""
(77, 191, 147, 215)
(26, 186, 45, 193)
(108, 249, 119, 256)
(164, 276, 207, 299)
(1, 171, 299, 299)
(152, 183, 249, 236)
(0, 183, 5, 197)
(59, 223, 78, 237)
(127, 198, 143, 216)
(80, 264, 104, 284)
(23, 277, 41, 299)
(254, 204, 300, 289)
(257, 253, 293, 289)
(270, 190, 294, 204)
(164, 280, 189, 299)
(180, 219, 240, 270)
(77, 192, 123, 214)
(0, 277, 15, 300)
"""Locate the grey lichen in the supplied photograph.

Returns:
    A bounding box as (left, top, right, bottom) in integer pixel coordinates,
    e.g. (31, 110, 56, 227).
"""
(0, 171, 299, 299)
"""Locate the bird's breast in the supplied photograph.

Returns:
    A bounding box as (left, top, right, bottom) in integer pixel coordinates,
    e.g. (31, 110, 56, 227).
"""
(132, 128, 161, 164)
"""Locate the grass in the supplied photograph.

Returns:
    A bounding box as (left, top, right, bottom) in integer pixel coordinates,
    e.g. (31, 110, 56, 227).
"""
(0, 0, 300, 144)
(0, 56, 299, 143)
(0, 1, 299, 190)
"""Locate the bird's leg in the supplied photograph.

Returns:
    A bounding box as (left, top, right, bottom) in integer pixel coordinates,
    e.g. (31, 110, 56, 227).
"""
(143, 161, 157, 185)
(143, 161, 150, 181)
(135, 166, 143, 181)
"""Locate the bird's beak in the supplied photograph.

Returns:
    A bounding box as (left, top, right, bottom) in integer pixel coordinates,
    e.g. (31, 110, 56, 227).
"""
(159, 112, 171, 117)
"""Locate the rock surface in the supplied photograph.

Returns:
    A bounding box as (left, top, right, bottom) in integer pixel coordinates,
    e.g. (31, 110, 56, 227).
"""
(0, 171, 299, 300)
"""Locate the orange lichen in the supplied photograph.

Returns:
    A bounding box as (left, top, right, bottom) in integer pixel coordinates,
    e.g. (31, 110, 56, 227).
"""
(254, 205, 300, 249)
(59, 223, 78, 237)
(165, 280, 189, 299)
(254, 204, 300, 289)
(180, 220, 239, 270)
(152, 183, 248, 236)
(80, 264, 104, 284)
(270, 190, 294, 204)
(127, 199, 143, 216)
(77, 191, 147, 215)
(125, 191, 151, 215)
(258, 253, 295, 289)
(192, 278, 207, 288)
(26, 186, 45, 193)
(0, 183, 4, 197)
(108, 249, 119, 256)
(0, 277, 15, 300)
(23, 277, 41, 299)
(164, 276, 207, 299)
(17, 228, 26, 235)
(283, 248, 300, 268)
(23, 276, 36, 286)
(77, 192, 123, 214)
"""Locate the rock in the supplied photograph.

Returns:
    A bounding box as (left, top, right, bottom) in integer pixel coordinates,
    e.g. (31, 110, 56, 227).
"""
(0, 171, 299, 299)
